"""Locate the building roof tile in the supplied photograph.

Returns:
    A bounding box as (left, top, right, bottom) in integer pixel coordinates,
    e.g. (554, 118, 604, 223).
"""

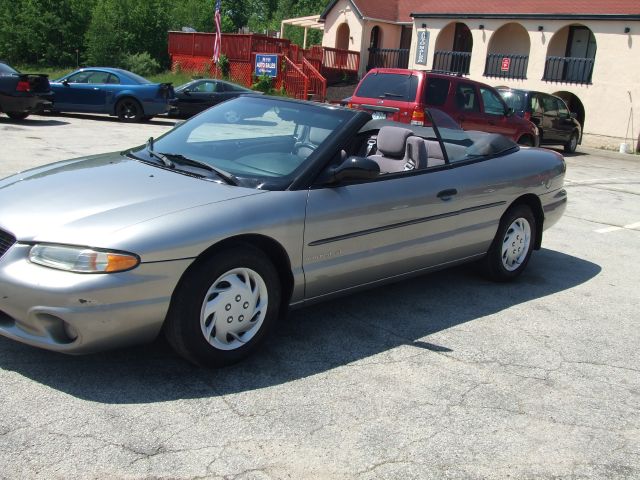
(323, 0, 640, 23)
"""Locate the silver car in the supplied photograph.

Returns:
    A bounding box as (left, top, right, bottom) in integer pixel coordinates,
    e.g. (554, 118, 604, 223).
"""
(0, 96, 567, 366)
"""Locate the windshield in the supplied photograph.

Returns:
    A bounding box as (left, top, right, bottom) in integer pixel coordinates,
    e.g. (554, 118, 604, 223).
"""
(144, 96, 354, 187)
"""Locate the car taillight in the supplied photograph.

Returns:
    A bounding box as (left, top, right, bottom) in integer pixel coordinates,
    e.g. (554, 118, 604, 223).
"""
(16, 80, 30, 92)
(523, 111, 531, 121)
(410, 108, 425, 126)
(347, 103, 353, 109)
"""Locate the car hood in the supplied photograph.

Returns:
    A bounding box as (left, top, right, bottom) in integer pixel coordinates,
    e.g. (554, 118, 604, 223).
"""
(0, 152, 265, 244)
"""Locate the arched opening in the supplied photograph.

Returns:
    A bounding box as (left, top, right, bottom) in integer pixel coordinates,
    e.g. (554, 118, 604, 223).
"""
(336, 23, 350, 50)
(433, 22, 472, 74)
(485, 23, 530, 79)
(369, 26, 382, 49)
(545, 25, 597, 84)
(553, 91, 586, 132)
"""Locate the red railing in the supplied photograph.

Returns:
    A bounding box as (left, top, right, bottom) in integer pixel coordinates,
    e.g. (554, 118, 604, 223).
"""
(168, 32, 360, 96)
(169, 32, 291, 62)
(322, 47, 360, 72)
(302, 58, 327, 102)
(282, 57, 308, 100)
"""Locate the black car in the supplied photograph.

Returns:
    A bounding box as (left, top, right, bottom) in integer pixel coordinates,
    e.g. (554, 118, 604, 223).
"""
(169, 79, 259, 117)
(497, 88, 581, 153)
(0, 62, 53, 120)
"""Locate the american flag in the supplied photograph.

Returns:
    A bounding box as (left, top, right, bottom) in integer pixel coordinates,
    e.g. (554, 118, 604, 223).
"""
(213, 0, 222, 63)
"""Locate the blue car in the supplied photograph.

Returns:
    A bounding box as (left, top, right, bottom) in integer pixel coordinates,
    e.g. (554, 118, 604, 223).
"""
(50, 67, 174, 122)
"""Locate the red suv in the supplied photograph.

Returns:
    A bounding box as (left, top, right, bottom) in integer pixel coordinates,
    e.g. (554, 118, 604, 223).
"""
(348, 68, 539, 146)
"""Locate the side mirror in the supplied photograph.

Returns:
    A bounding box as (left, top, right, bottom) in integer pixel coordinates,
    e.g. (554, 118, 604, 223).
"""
(505, 107, 514, 117)
(570, 112, 578, 119)
(62, 79, 69, 86)
(324, 156, 380, 184)
(183, 88, 191, 95)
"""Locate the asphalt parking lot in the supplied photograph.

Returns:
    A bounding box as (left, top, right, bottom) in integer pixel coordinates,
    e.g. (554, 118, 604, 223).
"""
(0, 113, 639, 479)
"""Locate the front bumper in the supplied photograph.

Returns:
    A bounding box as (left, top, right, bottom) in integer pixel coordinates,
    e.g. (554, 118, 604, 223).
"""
(0, 243, 192, 354)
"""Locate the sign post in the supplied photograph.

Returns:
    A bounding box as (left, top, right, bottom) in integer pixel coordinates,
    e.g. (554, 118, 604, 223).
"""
(255, 54, 279, 78)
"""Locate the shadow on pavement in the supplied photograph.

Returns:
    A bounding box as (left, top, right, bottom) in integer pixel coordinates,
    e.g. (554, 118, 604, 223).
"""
(0, 117, 70, 127)
(0, 248, 601, 403)
(36, 112, 177, 126)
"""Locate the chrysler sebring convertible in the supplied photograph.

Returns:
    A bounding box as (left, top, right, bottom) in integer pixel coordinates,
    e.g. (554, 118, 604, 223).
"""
(0, 96, 567, 366)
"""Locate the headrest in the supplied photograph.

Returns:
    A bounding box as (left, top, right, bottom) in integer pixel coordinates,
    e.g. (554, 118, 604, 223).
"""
(309, 127, 331, 144)
(376, 126, 414, 158)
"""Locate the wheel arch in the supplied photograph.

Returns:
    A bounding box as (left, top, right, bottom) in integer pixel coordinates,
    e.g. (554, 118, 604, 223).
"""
(517, 134, 535, 146)
(113, 94, 143, 115)
(173, 234, 295, 317)
(508, 194, 544, 249)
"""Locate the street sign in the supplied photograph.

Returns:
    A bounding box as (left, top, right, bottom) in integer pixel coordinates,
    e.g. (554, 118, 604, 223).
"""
(501, 57, 511, 71)
(255, 54, 279, 77)
(415, 30, 430, 66)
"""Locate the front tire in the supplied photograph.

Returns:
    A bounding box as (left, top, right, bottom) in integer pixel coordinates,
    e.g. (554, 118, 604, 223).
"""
(483, 204, 536, 282)
(6, 111, 29, 120)
(165, 246, 281, 367)
(564, 131, 579, 153)
(517, 135, 534, 147)
(116, 98, 143, 122)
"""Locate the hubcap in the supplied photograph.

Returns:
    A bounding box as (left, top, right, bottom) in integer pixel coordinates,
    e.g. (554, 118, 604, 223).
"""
(501, 217, 531, 271)
(199, 267, 268, 351)
(121, 102, 136, 119)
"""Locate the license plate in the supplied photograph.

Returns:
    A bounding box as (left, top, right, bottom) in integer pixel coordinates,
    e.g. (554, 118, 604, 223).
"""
(371, 111, 386, 120)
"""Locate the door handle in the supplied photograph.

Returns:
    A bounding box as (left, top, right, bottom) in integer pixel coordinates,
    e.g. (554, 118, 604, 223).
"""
(437, 188, 458, 200)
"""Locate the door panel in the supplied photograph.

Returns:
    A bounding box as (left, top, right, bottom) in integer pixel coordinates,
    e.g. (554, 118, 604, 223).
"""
(303, 166, 503, 299)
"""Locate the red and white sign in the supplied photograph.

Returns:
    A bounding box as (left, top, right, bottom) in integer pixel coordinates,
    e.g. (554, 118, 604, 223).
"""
(501, 57, 511, 71)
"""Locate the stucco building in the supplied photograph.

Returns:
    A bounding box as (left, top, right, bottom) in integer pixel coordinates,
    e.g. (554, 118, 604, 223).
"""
(319, 0, 640, 149)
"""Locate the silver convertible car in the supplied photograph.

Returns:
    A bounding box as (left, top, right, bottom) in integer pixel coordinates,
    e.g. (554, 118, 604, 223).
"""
(0, 96, 567, 366)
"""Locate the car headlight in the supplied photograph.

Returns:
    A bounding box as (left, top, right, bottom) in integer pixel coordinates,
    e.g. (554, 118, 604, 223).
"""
(29, 244, 140, 273)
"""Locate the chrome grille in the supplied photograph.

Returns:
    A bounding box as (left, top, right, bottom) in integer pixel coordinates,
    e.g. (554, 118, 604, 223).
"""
(0, 229, 16, 259)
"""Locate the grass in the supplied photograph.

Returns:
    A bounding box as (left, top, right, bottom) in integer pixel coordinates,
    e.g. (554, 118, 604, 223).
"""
(14, 66, 203, 87)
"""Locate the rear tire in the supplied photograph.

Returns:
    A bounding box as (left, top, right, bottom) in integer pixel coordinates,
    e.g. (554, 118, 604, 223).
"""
(483, 204, 536, 282)
(116, 98, 143, 122)
(164, 246, 281, 367)
(6, 111, 29, 120)
(564, 131, 579, 153)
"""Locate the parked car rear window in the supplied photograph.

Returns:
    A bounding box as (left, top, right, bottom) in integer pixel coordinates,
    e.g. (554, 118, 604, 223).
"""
(355, 73, 418, 102)
(424, 77, 450, 106)
(0, 62, 18, 74)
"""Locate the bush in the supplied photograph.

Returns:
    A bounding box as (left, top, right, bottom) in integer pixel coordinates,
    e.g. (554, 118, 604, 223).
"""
(217, 54, 230, 79)
(121, 52, 161, 77)
(251, 74, 274, 94)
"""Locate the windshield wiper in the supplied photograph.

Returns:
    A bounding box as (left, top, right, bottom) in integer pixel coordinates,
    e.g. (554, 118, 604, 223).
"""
(158, 153, 238, 186)
(146, 137, 175, 168)
(379, 92, 403, 98)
